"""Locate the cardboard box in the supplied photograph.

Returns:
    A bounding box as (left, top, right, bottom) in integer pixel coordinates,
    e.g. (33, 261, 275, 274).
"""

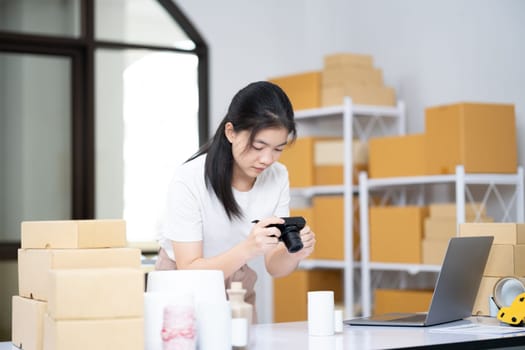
(472, 276, 499, 316)
(48, 268, 144, 320)
(21, 219, 127, 249)
(12, 296, 47, 350)
(324, 53, 374, 69)
(429, 202, 487, 220)
(368, 134, 426, 178)
(459, 223, 525, 244)
(43, 314, 143, 350)
(370, 206, 428, 263)
(425, 102, 517, 174)
(290, 207, 314, 231)
(424, 218, 458, 239)
(280, 137, 366, 187)
(273, 269, 343, 322)
(374, 289, 433, 315)
(422, 238, 449, 265)
(322, 67, 383, 87)
(18, 248, 141, 301)
(484, 244, 525, 276)
(321, 84, 396, 107)
(312, 196, 344, 260)
(269, 71, 321, 110)
(314, 138, 368, 185)
(279, 137, 321, 187)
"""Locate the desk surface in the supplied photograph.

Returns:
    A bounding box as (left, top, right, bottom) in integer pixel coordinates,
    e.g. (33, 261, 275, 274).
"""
(250, 316, 525, 350)
(1, 316, 525, 350)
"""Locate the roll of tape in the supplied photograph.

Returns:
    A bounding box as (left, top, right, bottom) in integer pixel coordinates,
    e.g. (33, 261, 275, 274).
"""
(492, 276, 525, 309)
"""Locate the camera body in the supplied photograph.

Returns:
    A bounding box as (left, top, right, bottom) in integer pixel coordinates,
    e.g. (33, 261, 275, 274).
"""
(266, 216, 306, 253)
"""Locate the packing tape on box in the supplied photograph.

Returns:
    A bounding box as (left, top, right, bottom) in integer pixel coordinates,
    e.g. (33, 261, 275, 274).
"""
(492, 276, 525, 309)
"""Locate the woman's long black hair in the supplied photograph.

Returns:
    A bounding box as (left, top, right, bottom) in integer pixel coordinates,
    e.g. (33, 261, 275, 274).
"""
(187, 81, 296, 220)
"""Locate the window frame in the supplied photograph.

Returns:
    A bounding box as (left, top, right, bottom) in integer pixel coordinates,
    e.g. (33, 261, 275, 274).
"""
(0, 0, 209, 259)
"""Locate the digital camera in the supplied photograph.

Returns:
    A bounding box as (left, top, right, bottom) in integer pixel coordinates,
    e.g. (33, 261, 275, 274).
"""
(266, 216, 306, 253)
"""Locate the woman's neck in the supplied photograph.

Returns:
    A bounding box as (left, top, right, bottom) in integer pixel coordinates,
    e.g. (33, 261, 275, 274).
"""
(232, 167, 256, 192)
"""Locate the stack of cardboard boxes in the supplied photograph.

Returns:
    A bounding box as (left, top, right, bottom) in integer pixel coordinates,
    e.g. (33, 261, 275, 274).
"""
(459, 223, 525, 316)
(367, 102, 516, 314)
(368, 102, 517, 178)
(279, 136, 368, 188)
(321, 53, 396, 107)
(369, 205, 434, 315)
(422, 203, 492, 265)
(12, 220, 144, 350)
(269, 52, 396, 110)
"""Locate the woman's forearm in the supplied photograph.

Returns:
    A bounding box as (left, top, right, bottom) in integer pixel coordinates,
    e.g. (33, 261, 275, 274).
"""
(173, 241, 251, 279)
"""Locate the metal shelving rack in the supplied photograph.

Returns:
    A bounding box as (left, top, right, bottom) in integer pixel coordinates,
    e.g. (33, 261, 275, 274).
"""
(358, 165, 525, 317)
(292, 97, 406, 317)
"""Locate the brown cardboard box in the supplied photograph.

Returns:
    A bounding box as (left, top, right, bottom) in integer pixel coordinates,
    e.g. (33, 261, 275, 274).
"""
(324, 53, 374, 69)
(459, 223, 525, 244)
(279, 137, 320, 187)
(425, 102, 517, 174)
(273, 269, 343, 322)
(322, 67, 383, 87)
(12, 296, 47, 350)
(18, 248, 141, 301)
(368, 134, 426, 178)
(484, 244, 525, 276)
(314, 138, 368, 185)
(312, 196, 344, 260)
(280, 137, 366, 187)
(429, 202, 487, 220)
(370, 206, 428, 263)
(21, 219, 127, 249)
(290, 207, 314, 231)
(424, 218, 458, 239)
(422, 238, 449, 265)
(321, 84, 396, 107)
(43, 314, 143, 350)
(472, 276, 499, 316)
(373, 289, 433, 315)
(269, 71, 321, 110)
(48, 268, 144, 320)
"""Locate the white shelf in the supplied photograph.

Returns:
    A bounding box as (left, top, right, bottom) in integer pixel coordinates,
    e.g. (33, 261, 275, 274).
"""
(299, 259, 347, 270)
(289, 97, 406, 318)
(369, 262, 442, 274)
(295, 103, 402, 120)
(290, 185, 358, 197)
(366, 172, 524, 188)
(358, 165, 525, 317)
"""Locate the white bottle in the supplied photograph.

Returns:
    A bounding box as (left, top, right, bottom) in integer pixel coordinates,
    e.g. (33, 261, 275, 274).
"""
(227, 282, 253, 349)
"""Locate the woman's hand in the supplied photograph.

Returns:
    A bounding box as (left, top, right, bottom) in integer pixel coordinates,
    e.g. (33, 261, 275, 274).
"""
(244, 217, 284, 259)
(291, 225, 316, 260)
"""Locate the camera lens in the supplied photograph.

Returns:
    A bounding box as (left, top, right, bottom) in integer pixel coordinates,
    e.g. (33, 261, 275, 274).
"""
(281, 225, 303, 253)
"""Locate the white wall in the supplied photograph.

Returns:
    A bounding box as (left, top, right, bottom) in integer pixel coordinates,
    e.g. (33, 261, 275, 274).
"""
(174, 0, 525, 322)
(176, 0, 525, 161)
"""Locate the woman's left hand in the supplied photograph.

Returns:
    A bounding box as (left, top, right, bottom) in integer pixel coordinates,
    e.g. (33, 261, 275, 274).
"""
(291, 225, 315, 259)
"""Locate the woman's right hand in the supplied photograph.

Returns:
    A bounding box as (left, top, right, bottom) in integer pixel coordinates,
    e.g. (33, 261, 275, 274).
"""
(244, 217, 285, 258)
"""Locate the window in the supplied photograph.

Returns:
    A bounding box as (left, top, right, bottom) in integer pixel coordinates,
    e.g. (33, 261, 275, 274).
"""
(0, 0, 208, 250)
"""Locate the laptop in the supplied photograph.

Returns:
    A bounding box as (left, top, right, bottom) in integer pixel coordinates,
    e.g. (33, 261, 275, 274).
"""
(345, 235, 494, 327)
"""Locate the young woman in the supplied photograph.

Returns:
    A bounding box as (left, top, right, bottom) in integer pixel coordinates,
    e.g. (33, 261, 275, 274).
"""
(156, 81, 316, 316)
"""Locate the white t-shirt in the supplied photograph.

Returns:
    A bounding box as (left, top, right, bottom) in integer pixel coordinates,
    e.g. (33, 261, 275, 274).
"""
(157, 154, 291, 261)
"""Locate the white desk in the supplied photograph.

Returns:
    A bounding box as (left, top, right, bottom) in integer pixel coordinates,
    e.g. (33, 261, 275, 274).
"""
(2, 316, 525, 349)
(250, 317, 525, 349)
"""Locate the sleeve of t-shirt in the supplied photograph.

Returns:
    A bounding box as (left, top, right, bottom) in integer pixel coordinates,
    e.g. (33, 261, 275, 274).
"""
(161, 177, 204, 242)
(274, 164, 291, 218)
